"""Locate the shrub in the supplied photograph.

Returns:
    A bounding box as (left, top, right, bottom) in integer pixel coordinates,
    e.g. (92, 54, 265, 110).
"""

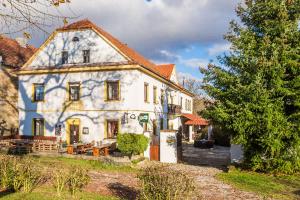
(212, 125, 231, 147)
(53, 169, 69, 197)
(68, 167, 90, 196)
(13, 157, 41, 193)
(117, 133, 149, 159)
(0, 155, 16, 190)
(0, 156, 41, 193)
(138, 166, 195, 200)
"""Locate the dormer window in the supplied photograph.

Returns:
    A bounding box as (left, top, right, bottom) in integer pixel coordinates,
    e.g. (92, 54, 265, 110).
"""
(72, 36, 79, 42)
(83, 50, 90, 63)
(62, 51, 68, 64)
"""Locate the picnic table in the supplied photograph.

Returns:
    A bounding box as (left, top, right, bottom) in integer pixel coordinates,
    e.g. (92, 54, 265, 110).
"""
(92, 143, 111, 157)
(66, 143, 111, 156)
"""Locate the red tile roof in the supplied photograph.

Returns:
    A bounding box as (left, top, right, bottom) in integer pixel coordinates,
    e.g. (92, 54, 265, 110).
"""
(24, 19, 193, 96)
(0, 35, 36, 68)
(153, 64, 175, 80)
(182, 113, 209, 126)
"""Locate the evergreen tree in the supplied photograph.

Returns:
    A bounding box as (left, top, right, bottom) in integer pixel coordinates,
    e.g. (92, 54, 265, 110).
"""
(201, 0, 300, 173)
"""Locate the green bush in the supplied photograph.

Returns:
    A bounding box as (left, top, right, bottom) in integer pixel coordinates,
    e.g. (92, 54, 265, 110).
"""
(68, 167, 90, 196)
(138, 166, 195, 200)
(0, 155, 15, 190)
(53, 169, 69, 197)
(0, 156, 41, 193)
(212, 125, 231, 147)
(117, 133, 149, 159)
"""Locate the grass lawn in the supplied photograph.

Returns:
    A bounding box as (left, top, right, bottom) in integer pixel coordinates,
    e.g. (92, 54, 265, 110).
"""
(0, 185, 118, 200)
(217, 168, 300, 200)
(31, 155, 138, 173)
(0, 154, 139, 200)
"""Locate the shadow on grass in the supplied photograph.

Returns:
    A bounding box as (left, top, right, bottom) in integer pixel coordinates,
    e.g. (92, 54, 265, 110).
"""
(293, 189, 300, 197)
(108, 182, 138, 200)
(0, 189, 15, 198)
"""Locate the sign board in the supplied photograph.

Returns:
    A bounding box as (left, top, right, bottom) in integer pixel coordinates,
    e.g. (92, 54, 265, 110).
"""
(139, 113, 149, 123)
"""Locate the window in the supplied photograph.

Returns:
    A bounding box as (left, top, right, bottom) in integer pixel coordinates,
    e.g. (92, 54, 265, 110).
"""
(185, 99, 188, 110)
(72, 36, 79, 42)
(143, 122, 148, 132)
(83, 50, 90, 63)
(160, 118, 164, 130)
(33, 118, 44, 136)
(106, 120, 119, 138)
(153, 86, 157, 104)
(153, 120, 157, 135)
(160, 89, 164, 105)
(144, 83, 149, 102)
(62, 51, 68, 64)
(33, 84, 44, 102)
(106, 81, 120, 101)
(180, 97, 183, 107)
(69, 83, 80, 101)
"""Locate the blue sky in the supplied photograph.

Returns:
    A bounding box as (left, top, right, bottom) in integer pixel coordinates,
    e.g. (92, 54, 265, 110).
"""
(5, 0, 240, 81)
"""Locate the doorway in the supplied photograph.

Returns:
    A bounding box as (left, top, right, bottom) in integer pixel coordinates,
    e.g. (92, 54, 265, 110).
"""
(67, 119, 80, 145)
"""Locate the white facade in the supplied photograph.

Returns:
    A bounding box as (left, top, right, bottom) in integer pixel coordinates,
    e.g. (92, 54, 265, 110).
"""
(18, 22, 193, 145)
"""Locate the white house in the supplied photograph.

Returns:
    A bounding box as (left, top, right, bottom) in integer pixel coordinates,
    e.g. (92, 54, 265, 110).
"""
(17, 19, 198, 146)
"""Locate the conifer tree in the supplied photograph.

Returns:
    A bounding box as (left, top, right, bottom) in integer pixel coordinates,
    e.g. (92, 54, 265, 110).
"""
(201, 0, 300, 173)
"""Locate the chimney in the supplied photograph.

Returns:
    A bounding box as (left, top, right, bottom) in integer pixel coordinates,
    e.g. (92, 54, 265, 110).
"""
(16, 37, 28, 48)
(182, 77, 185, 87)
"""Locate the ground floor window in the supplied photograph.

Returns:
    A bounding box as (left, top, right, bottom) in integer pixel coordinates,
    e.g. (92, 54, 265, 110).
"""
(106, 120, 119, 139)
(33, 118, 44, 136)
(160, 118, 164, 130)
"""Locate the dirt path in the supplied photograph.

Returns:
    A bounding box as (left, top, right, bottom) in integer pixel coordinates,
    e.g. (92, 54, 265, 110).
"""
(85, 162, 263, 200)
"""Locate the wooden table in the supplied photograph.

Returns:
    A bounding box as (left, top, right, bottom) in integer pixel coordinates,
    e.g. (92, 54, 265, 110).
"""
(92, 144, 111, 157)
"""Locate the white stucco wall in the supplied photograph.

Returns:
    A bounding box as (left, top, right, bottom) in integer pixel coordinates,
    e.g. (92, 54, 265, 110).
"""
(160, 130, 177, 163)
(28, 29, 127, 68)
(19, 28, 193, 144)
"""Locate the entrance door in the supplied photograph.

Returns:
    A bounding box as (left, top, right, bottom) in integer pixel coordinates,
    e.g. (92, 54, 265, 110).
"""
(67, 119, 80, 145)
(69, 124, 79, 144)
(150, 136, 160, 161)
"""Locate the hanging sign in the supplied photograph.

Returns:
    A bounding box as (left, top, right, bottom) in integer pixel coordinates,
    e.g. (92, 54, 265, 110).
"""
(139, 113, 149, 123)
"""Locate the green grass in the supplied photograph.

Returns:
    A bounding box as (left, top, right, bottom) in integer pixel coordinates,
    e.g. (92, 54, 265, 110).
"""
(217, 168, 300, 200)
(0, 185, 119, 200)
(31, 155, 138, 173)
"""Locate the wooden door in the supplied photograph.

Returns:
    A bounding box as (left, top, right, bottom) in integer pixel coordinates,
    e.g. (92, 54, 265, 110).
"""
(150, 136, 160, 161)
(69, 125, 79, 144)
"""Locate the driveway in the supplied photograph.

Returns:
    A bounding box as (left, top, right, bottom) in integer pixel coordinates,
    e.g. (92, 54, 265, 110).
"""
(182, 143, 231, 167)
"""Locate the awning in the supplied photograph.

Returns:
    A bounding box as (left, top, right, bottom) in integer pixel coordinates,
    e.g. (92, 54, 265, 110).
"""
(181, 113, 209, 126)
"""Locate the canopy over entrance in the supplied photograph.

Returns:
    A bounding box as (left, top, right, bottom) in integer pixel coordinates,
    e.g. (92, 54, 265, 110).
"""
(181, 113, 209, 126)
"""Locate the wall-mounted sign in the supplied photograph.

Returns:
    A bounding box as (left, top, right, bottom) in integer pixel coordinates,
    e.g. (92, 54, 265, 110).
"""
(139, 113, 149, 123)
(55, 124, 62, 136)
(122, 113, 129, 124)
(82, 127, 89, 135)
(130, 114, 136, 119)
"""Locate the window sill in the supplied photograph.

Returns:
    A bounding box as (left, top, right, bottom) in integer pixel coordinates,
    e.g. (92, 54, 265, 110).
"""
(32, 100, 44, 103)
(105, 99, 121, 102)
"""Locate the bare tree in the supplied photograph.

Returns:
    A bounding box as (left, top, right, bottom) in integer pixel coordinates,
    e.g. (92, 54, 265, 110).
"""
(0, 0, 74, 36)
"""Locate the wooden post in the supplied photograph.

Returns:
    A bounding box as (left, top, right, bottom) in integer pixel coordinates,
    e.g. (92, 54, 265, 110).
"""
(104, 147, 109, 156)
(67, 145, 73, 154)
(93, 147, 100, 157)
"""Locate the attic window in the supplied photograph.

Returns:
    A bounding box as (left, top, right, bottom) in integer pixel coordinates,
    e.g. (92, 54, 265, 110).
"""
(72, 37, 79, 42)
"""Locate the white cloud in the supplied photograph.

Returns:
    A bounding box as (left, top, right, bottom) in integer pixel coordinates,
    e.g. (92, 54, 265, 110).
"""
(208, 43, 231, 56)
(6, 0, 239, 61)
(179, 58, 210, 69)
(177, 72, 202, 82)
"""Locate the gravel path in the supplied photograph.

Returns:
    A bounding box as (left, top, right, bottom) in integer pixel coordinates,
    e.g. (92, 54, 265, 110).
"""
(85, 161, 263, 200)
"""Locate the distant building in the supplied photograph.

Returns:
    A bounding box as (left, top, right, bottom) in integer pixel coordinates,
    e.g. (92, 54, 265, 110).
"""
(17, 19, 202, 145)
(0, 35, 35, 135)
